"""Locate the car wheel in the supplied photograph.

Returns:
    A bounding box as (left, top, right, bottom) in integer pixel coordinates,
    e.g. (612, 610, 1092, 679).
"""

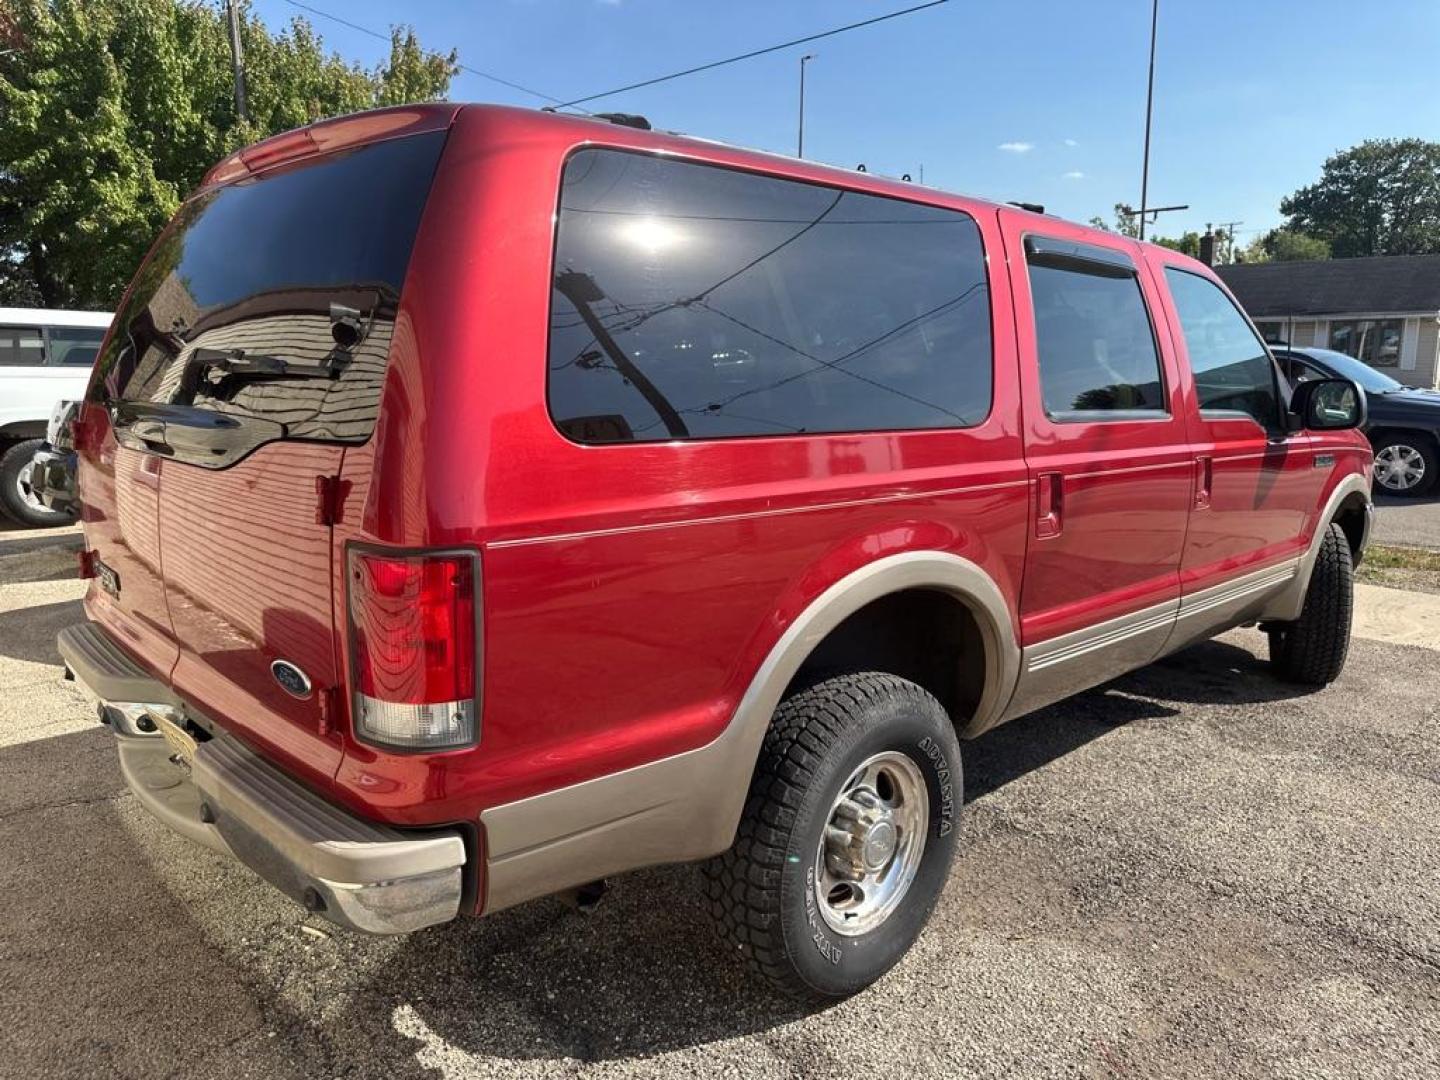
(1372, 436, 1437, 497)
(704, 672, 961, 1001)
(1268, 523, 1353, 686)
(0, 439, 71, 528)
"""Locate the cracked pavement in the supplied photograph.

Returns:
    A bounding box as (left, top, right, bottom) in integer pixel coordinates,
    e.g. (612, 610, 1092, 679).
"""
(1, 521, 1438, 1079)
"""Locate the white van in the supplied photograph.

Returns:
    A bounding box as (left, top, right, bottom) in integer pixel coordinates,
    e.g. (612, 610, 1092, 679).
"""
(0, 307, 110, 525)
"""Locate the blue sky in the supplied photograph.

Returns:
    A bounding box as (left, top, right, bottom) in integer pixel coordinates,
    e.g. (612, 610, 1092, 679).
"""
(251, 0, 1440, 244)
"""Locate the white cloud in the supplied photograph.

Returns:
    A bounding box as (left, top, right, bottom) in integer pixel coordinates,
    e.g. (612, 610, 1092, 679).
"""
(998, 141, 1034, 154)
(1064, 138, 1078, 147)
(1063, 170, 1085, 180)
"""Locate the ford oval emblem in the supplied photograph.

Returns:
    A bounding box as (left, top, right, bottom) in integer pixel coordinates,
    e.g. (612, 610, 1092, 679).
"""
(270, 660, 313, 700)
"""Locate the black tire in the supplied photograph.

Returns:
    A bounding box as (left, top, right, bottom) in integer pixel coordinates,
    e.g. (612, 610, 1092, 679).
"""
(0, 439, 69, 528)
(1371, 433, 1437, 497)
(1268, 523, 1353, 686)
(704, 672, 962, 1001)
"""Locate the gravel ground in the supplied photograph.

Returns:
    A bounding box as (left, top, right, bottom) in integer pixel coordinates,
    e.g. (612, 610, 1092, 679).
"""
(2, 522, 1438, 1080)
(1373, 493, 1440, 551)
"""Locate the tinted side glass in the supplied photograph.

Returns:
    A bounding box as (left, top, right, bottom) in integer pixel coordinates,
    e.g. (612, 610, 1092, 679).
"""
(1280, 355, 1324, 385)
(0, 325, 45, 367)
(548, 149, 992, 443)
(91, 130, 446, 455)
(1164, 267, 1279, 430)
(48, 326, 107, 367)
(1025, 251, 1165, 419)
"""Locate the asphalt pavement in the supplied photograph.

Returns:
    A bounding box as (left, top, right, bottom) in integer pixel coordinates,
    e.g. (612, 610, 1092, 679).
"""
(1373, 492, 1440, 550)
(2, 522, 1438, 1080)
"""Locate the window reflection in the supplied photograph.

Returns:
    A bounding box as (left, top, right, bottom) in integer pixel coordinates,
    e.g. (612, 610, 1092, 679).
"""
(548, 149, 993, 443)
(94, 131, 445, 445)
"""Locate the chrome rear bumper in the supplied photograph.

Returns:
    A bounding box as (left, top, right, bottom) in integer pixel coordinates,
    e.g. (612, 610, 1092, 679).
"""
(59, 622, 466, 934)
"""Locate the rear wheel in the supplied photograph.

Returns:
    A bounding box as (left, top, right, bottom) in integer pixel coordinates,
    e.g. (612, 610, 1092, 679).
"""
(1372, 435, 1437, 497)
(1268, 523, 1353, 686)
(0, 439, 69, 528)
(705, 672, 961, 1001)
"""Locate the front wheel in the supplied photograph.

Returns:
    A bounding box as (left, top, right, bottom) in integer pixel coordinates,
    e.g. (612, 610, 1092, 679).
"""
(704, 672, 962, 1001)
(1268, 522, 1353, 686)
(1372, 436, 1437, 497)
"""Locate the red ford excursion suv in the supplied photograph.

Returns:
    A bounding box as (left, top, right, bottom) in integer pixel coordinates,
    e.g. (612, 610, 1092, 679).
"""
(59, 104, 1373, 1001)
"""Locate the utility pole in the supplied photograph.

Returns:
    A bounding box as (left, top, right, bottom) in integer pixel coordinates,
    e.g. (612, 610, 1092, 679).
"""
(1216, 219, 1243, 263)
(797, 53, 815, 157)
(1138, 0, 1159, 240)
(226, 0, 248, 123)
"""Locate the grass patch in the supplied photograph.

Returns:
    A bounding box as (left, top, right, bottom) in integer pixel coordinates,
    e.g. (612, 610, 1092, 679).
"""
(1361, 544, 1440, 571)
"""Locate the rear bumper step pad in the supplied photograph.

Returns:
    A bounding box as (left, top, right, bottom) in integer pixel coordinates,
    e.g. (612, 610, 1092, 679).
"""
(58, 620, 466, 934)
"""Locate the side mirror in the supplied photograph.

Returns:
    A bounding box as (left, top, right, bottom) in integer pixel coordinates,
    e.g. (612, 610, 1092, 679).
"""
(1288, 378, 1366, 432)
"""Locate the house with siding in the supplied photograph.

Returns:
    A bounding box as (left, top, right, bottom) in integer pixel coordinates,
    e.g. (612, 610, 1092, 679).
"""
(1216, 254, 1440, 389)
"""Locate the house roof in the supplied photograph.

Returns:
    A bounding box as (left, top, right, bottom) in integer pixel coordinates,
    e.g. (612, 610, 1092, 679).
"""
(1215, 254, 1440, 317)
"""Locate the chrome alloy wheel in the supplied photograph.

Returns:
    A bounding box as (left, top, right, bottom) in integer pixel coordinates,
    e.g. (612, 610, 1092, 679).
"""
(815, 750, 928, 936)
(15, 459, 46, 512)
(1374, 444, 1426, 492)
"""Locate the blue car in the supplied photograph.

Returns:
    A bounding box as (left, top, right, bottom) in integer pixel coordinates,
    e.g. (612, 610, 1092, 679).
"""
(1272, 346, 1440, 497)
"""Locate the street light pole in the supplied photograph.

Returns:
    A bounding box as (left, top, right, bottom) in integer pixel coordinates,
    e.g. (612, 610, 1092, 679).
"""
(797, 53, 815, 157)
(1138, 0, 1158, 241)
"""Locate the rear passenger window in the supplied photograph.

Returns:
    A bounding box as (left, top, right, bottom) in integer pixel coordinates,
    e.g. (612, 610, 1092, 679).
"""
(0, 325, 45, 367)
(548, 149, 992, 443)
(1024, 239, 1165, 419)
(1164, 267, 1280, 431)
(48, 327, 107, 367)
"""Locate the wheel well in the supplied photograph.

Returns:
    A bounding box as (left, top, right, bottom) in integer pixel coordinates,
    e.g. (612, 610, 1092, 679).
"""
(1368, 426, 1438, 455)
(1332, 492, 1370, 566)
(0, 422, 46, 442)
(784, 588, 986, 729)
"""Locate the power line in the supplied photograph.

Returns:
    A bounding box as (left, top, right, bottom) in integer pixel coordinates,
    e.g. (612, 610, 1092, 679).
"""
(281, 0, 578, 110)
(549, 0, 953, 110)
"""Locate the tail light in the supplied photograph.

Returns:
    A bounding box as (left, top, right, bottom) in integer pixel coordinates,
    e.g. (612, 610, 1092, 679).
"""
(347, 548, 479, 750)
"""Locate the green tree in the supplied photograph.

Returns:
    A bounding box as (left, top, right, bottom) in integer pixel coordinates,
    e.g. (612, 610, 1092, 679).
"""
(0, 0, 456, 308)
(1112, 202, 1142, 239)
(1240, 228, 1331, 264)
(1155, 231, 1202, 258)
(1280, 138, 1440, 258)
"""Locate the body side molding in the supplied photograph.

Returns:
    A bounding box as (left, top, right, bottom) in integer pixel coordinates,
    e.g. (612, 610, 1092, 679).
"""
(479, 551, 1019, 913)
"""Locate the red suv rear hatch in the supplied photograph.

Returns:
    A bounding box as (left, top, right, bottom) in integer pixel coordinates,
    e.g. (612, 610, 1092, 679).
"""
(82, 108, 454, 787)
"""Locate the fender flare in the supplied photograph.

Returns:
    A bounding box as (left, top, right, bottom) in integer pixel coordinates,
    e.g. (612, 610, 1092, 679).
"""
(1260, 473, 1372, 623)
(479, 551, 1019, 913)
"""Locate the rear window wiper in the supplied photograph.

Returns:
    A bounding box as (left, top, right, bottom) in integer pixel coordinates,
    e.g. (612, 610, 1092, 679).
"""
(190, 346, 348, 380)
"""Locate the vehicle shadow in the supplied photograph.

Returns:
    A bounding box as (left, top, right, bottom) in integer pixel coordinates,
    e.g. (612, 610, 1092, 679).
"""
(0, 726, 400, 1080)
(0, 598, 83, 665)
(0, 524, 83, 584)
(966, 636, 1311, 801)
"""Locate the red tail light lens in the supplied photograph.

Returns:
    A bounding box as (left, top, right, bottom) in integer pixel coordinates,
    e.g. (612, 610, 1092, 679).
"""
(347, 549, 478, 749)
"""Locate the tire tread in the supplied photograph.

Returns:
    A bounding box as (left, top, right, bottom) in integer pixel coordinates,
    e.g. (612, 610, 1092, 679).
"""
(1270, 522, 1353, 685)
(703, 672, 940, 1001)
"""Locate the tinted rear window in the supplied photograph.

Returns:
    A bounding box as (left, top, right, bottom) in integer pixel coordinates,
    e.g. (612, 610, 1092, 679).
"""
(548, 149, 992, 443)
(93, 130, 446, 444)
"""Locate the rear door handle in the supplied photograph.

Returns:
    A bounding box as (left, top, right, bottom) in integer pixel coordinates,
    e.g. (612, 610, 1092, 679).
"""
(1035, 472, 1063, 539)
(1194, 455, 1213, 510)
